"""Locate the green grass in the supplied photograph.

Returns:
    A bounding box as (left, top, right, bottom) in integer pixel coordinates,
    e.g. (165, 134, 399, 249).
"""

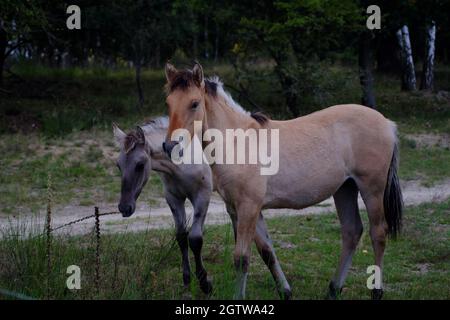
(0, 200, 448, 300)
(0, 132, 164, 214)
(399, 136, 450, 186)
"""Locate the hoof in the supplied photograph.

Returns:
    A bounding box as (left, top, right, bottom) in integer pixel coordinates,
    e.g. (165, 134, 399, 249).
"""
(181, 291, 192, 300)
(200, 278, 213, 295)
(326, 281, 342, 300)
(281, 288, 292, 300)
(371, 288, 383, 300)
(183, 275, 191, 289)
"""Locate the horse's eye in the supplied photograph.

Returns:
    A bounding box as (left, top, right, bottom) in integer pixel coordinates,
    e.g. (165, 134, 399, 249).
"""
(191, 101, 199, 109)
(136, 162, 145, 171)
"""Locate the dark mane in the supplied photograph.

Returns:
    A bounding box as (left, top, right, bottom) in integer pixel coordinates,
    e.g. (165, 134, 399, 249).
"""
(165, 69, 217, 96)
(251, 111, 270, 125)
(124, 130, 144, 154)
(204, 79, 218, 97)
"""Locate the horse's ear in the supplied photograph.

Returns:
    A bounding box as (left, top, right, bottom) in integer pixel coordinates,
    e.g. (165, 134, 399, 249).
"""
(192, 62, 204, 88)
(136, 126, 146, 144)
(113, 122, 126, 147)
(165, 62, 178, 83)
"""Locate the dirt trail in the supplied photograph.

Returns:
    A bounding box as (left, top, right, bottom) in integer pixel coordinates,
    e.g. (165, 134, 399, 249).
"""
(1, 179, 449, 237)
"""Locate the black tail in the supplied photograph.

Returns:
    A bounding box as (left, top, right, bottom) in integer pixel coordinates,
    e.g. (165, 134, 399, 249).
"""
(383, 139, 404, 238)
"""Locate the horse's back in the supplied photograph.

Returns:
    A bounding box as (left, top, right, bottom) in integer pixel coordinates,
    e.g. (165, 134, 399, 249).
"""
(271, 104, 395, 150)
(263, 104, 396, 209)
(271, 104, 390, 129)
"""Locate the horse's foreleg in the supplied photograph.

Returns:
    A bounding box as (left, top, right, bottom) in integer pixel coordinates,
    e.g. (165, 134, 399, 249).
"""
(364, 193, 387, 300)
(328, 179, 363, 299)
(188, 195, 212, 294)
(233, 202, 260, 299)
(166, 194, 191, 288)
(225, 203, 238, 242)
(254, 213, 292, 300)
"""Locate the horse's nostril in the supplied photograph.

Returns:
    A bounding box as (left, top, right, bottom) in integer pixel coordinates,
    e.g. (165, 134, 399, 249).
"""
(163, 141, 179, 157)
(118, 203, 133, 217)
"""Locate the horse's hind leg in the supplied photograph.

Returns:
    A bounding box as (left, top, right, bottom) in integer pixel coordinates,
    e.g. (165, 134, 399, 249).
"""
(327, 179, 363, 299)
(189, 194, 212, 294)
(254, 213, 292, 300)
(166, 193, 191, 288)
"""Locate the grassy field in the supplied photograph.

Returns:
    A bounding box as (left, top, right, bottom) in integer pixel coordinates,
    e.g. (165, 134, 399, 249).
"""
(0, 199, 448, 300)
(0, 62, 449, 300)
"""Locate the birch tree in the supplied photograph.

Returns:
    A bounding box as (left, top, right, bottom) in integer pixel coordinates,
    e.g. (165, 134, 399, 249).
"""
(396, 25, 417, 91)
(420, 21, 436, 91)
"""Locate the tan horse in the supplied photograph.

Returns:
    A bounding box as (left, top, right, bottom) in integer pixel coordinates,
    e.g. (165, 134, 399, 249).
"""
(163, 62, 403, 300)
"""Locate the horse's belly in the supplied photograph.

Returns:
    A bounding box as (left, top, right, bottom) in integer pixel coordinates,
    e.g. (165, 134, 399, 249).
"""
(263, 182, 339, 209)
(262, 159, 347, 209)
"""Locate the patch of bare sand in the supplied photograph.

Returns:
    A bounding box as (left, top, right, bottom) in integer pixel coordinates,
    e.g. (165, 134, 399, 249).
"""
(2, 179, 449, 237)
(404, 133, 450, 149)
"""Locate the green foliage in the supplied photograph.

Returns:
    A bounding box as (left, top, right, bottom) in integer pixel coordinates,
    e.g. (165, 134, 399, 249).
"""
(232, 0, 362, 115)
(0, 0, 48, 35)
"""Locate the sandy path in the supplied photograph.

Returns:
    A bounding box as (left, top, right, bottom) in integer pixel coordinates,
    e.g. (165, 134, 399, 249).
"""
(1, 179, 449, 237)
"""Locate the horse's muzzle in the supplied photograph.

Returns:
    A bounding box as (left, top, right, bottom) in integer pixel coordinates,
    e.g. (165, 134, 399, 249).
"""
(162, 141, 180, 159)
(118, 203, 135, 217)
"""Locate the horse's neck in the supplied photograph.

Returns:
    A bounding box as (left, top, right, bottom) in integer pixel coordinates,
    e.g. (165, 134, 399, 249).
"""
(149, 150, 180, 176)
(142, 130, 178, 176)
(205, 95, 253, 131)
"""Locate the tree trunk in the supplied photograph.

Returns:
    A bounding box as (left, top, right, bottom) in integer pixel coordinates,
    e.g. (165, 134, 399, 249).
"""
(420, 21, 436, 91)
(277, 68, 299, 117)
(396, 25, 417, 91)
(204, 15, 209, 59)
(271, 51, 299, 117)
(214, 22, 219, 62)
(135, 61, 144, 111)
(284, 85, 299, 117)
(190, 10, 198, 59)
(0, 24, 7, 87)
(155, 42, 161, 68)
(359, 30, 376, 108)
(193, 33, 198, 59)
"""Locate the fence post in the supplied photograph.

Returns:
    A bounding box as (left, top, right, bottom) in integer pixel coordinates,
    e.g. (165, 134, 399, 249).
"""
(94, 206, 100, 295)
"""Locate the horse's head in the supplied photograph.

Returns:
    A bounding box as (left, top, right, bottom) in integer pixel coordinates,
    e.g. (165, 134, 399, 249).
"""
(113, 124, 151, 217)
(163, 62, 208, 157)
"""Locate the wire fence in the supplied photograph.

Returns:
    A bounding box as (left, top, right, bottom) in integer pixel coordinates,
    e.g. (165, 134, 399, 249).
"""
(31, 210, 120, 238)
(0, 205, 121, 300)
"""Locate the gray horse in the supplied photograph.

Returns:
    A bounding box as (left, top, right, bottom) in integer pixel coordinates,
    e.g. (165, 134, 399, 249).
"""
(113, 117, 291, 298)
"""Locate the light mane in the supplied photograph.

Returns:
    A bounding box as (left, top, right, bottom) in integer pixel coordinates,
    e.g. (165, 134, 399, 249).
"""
(207, 76, 250, 116)
(139, 116, 168, 153)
